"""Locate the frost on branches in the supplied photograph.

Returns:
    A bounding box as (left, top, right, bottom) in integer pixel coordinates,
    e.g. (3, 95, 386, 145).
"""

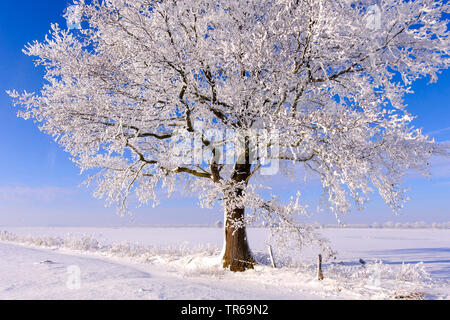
(8, 0, 450, 271)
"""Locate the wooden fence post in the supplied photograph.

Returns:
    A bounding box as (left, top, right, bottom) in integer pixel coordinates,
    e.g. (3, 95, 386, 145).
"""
(318, 254, 324, 280)
(268, 245, 276, 268)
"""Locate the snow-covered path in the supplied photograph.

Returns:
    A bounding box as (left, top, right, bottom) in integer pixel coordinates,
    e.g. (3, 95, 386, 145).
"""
(0, 242, 154, 299)
(0, 242, 323, 299)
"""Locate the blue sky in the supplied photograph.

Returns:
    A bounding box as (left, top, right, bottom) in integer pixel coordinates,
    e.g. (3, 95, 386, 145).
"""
(0, 1, 449, 227)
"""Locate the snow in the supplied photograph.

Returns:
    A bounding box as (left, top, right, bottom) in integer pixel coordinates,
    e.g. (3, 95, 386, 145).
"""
(0, 227, 448, 300)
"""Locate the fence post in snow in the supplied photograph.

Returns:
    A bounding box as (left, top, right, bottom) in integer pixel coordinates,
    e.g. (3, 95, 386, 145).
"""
(318, 254, 324, 280)
(268, 245, 276, 268)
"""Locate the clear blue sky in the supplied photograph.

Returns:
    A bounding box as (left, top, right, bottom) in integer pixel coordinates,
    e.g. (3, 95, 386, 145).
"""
(0, 1, 449, 227)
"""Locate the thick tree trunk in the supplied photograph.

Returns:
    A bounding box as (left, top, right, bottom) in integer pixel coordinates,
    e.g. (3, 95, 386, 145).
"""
(222, 205, 254, 271)
(221, 161, 255, 272)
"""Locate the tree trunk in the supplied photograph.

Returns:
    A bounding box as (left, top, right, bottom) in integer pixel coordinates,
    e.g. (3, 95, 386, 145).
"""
(222, 205, 254, 272)
(221, 161, 255, 272)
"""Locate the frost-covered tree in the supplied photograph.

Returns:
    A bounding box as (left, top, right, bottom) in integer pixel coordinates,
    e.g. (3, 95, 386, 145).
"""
(9, 0, 449, 271)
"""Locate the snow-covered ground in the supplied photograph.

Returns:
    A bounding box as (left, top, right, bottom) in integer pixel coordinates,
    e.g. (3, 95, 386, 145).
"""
(0, 227, 448, 300)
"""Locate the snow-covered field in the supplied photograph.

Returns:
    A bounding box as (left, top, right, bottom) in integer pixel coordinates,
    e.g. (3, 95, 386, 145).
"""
(0, 227, 448, 300)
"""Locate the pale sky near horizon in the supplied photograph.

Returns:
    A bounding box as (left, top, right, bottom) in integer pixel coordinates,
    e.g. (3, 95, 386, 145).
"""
(0, 1, 449, 227)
